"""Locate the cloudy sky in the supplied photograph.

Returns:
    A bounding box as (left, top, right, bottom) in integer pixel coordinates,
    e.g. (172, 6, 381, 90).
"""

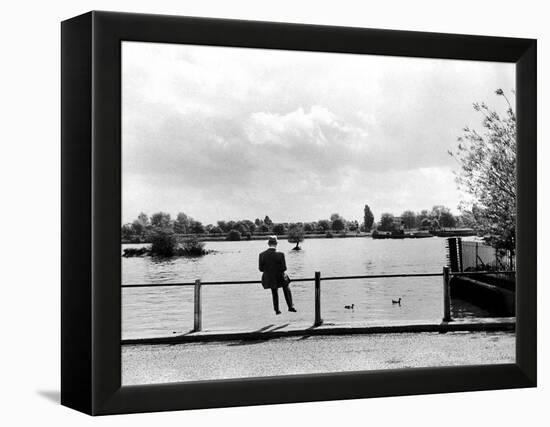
(122, 41, 514, 225)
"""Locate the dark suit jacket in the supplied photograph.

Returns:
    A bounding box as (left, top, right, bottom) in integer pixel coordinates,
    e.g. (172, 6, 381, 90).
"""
(259, 248, 287, 290)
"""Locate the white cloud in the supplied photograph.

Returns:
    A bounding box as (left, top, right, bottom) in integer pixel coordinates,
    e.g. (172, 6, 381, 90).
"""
(245, 106, 368, 152)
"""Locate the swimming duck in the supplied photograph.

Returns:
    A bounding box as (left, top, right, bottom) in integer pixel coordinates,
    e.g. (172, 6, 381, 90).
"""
(392, 298, 402, 305)
(344, 304, 355, 309)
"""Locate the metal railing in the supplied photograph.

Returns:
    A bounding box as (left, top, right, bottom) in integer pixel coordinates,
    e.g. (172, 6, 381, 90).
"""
(121, 268, 516, 332)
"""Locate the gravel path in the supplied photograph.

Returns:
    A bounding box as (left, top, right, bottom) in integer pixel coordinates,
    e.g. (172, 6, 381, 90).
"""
(122, 331, 515, 385)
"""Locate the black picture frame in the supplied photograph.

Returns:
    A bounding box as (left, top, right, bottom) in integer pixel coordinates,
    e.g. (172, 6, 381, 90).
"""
(61, 11, 537, 415)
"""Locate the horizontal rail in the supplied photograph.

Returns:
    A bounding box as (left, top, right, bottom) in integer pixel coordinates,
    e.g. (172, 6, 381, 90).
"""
(123, 271, 445, 288)
(122, 277, 313, 288)
(451, 271, 516, 277)
(121, 270, 516, 288)
(320, 272, 443, 281)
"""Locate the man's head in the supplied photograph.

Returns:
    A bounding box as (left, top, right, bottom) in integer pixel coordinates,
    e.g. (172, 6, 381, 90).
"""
(267, 235, 278, 248)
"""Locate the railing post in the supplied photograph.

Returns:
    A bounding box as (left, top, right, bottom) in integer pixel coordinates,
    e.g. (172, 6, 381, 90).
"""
(193, 279, 202, 332)
(442, 266, 451, 322)
(314, 271, 323, 326)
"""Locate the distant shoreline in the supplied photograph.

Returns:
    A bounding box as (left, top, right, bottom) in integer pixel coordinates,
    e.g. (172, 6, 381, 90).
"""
(121, 228, 477, 245)
(122, 232, 372, 244)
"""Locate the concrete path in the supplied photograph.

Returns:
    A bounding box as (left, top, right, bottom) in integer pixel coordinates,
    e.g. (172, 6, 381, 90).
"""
(122, 330, 515, 385)
(121, 317, 515, 345)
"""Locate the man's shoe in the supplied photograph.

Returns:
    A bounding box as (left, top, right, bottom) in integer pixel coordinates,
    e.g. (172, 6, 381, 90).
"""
(288, 307, 297, 312)
(275, 310, 281, 315)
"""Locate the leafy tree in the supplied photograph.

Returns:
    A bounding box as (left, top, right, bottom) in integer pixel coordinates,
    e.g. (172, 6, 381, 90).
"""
(450, 89, 516, 251)
(190, 220, 205, 234)
(287, 225, 304, 250)
(149, 228, 177, 257)
(264, 216, 273, 226)
(363, 205, 374, 231)
(429, 205, 456, 228)
(420, 218, 432, 229)
(137, 212, 149, 227)
(209, 226, 223, 234)
(457, 210, 477, 228)
(430, 205, 446, 220)
(272, 223, 286, 235)
(243, 220, 256, 234)
(348, 220, 359, 232)
(121, 224, 134, 240)
(226, 229, 242, 241)
(401, 210, 417, 229)
(330, 213, 342, 222)
(174, 212, 191, 234)
(259, 224, 269, 233)
(332, 218, 346, 232)
(439, 210, 457, 228)
(131, 220, 144, 236)
(303, 222, 314, 233)
(318, 219, 330, 231)
(234, 222, 247, 234)
(379, 213, 395, 231)
(254, 218, 262, 226)
(416, 210, 430, 228)
(150, 212, 172, 229)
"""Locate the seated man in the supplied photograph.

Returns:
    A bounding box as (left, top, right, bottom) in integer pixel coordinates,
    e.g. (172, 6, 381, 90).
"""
(259, 236, 296, 315)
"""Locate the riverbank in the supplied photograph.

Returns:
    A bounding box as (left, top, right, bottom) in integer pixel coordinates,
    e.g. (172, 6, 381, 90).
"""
(122, 228, 477, 244)
(122, 232, 372, 244)
(122, 331, 515, 385)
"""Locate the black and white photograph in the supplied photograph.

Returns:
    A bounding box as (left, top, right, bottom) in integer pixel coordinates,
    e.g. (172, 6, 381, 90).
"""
(120, 41, 517, 385)
(2, 0, 545, 423)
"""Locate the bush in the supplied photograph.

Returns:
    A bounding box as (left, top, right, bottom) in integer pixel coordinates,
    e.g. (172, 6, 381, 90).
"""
(325, 231, 334, 238)
(149, 228, 177, 256)
(226, 229, 242, 241)
(176, 236, 208, 256)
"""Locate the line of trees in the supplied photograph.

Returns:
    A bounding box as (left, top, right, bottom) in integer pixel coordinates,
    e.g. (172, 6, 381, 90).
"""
(121, 212, 363, 242)
(121, 204, 470, 242)
(375, 205, 461, 232)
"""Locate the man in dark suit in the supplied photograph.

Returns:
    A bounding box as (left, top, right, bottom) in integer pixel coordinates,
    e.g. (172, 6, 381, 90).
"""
(259, 236, 297, 315)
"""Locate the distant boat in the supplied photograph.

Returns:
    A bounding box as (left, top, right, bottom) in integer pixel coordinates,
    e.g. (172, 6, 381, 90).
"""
(431, 228, 476, 237)
(371, 230, 392, 239)
(372, 230, 433, 239)
(411, 230, 433, 238)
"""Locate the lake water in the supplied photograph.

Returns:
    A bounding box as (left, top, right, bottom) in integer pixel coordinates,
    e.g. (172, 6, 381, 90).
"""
(122, 237, 486, 339)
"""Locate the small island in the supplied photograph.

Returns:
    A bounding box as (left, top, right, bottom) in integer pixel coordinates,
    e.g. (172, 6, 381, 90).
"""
(123, 230, 211, 258)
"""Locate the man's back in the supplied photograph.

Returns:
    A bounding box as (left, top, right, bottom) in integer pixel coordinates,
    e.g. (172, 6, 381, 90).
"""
(259, 248, 286, 289)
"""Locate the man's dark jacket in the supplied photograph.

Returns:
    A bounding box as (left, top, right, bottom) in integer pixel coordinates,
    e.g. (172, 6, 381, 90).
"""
(259, 248, 287, 290)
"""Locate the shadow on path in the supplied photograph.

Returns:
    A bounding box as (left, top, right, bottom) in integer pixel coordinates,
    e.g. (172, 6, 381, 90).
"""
(225, 323, 290, 346)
